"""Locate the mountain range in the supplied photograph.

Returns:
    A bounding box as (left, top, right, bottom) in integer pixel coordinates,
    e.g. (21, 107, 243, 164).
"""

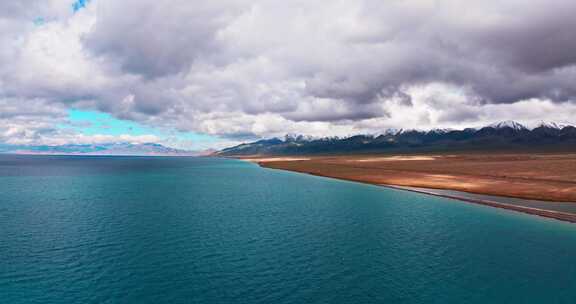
(217, 121, 576, 155)
(0, 142, 197, 156)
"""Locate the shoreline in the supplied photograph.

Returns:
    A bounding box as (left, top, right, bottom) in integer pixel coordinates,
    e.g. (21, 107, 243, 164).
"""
(384, 185, 576, 223)
(244, 158, 576, 224)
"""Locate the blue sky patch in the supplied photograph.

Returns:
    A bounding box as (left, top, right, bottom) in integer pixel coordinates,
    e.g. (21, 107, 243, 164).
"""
(72, 0, 90, 12)
(59, 109, 220, 150)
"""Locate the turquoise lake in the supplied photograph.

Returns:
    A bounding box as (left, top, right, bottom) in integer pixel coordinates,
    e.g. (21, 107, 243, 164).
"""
(1, 155, 576, 303)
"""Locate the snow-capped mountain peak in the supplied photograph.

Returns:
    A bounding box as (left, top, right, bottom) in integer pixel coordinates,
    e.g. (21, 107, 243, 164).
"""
(488, 120, 527, 131)
(427, 128, 453, 134)
(535, 121, 570, 130)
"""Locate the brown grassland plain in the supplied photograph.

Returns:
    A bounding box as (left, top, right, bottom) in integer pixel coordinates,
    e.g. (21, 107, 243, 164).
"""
(244, 153, 576, 203)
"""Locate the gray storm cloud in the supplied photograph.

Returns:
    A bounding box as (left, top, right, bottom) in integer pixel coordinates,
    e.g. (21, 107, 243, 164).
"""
(2, 0, 576, 145)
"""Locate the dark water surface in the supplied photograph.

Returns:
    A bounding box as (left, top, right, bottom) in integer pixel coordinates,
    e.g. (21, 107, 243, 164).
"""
(1, 155, 576, 303)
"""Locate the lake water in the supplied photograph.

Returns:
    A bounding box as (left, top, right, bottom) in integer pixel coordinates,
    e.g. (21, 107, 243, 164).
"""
(1, 155, 576, 303)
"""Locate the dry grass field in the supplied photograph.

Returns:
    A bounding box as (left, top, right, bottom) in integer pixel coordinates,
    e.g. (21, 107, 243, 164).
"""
(247, 153, 576, 202)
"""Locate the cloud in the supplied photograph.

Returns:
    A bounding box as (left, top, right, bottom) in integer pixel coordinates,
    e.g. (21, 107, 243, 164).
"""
(83, 0, 245, 78)
(2, 0, 576, 147)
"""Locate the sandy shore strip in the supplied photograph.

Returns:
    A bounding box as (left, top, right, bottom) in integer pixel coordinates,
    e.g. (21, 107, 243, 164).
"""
(395, 186, 576, 213)
(385, 185, 576, 223)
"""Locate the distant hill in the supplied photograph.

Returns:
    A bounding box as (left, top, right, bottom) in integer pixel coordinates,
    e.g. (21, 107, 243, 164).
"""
(216, 121, 576, 155)
(0, 142, 197, 156)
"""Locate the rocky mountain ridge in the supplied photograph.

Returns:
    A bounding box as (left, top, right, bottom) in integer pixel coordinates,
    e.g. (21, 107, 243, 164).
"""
(217, 121, 576, 155)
